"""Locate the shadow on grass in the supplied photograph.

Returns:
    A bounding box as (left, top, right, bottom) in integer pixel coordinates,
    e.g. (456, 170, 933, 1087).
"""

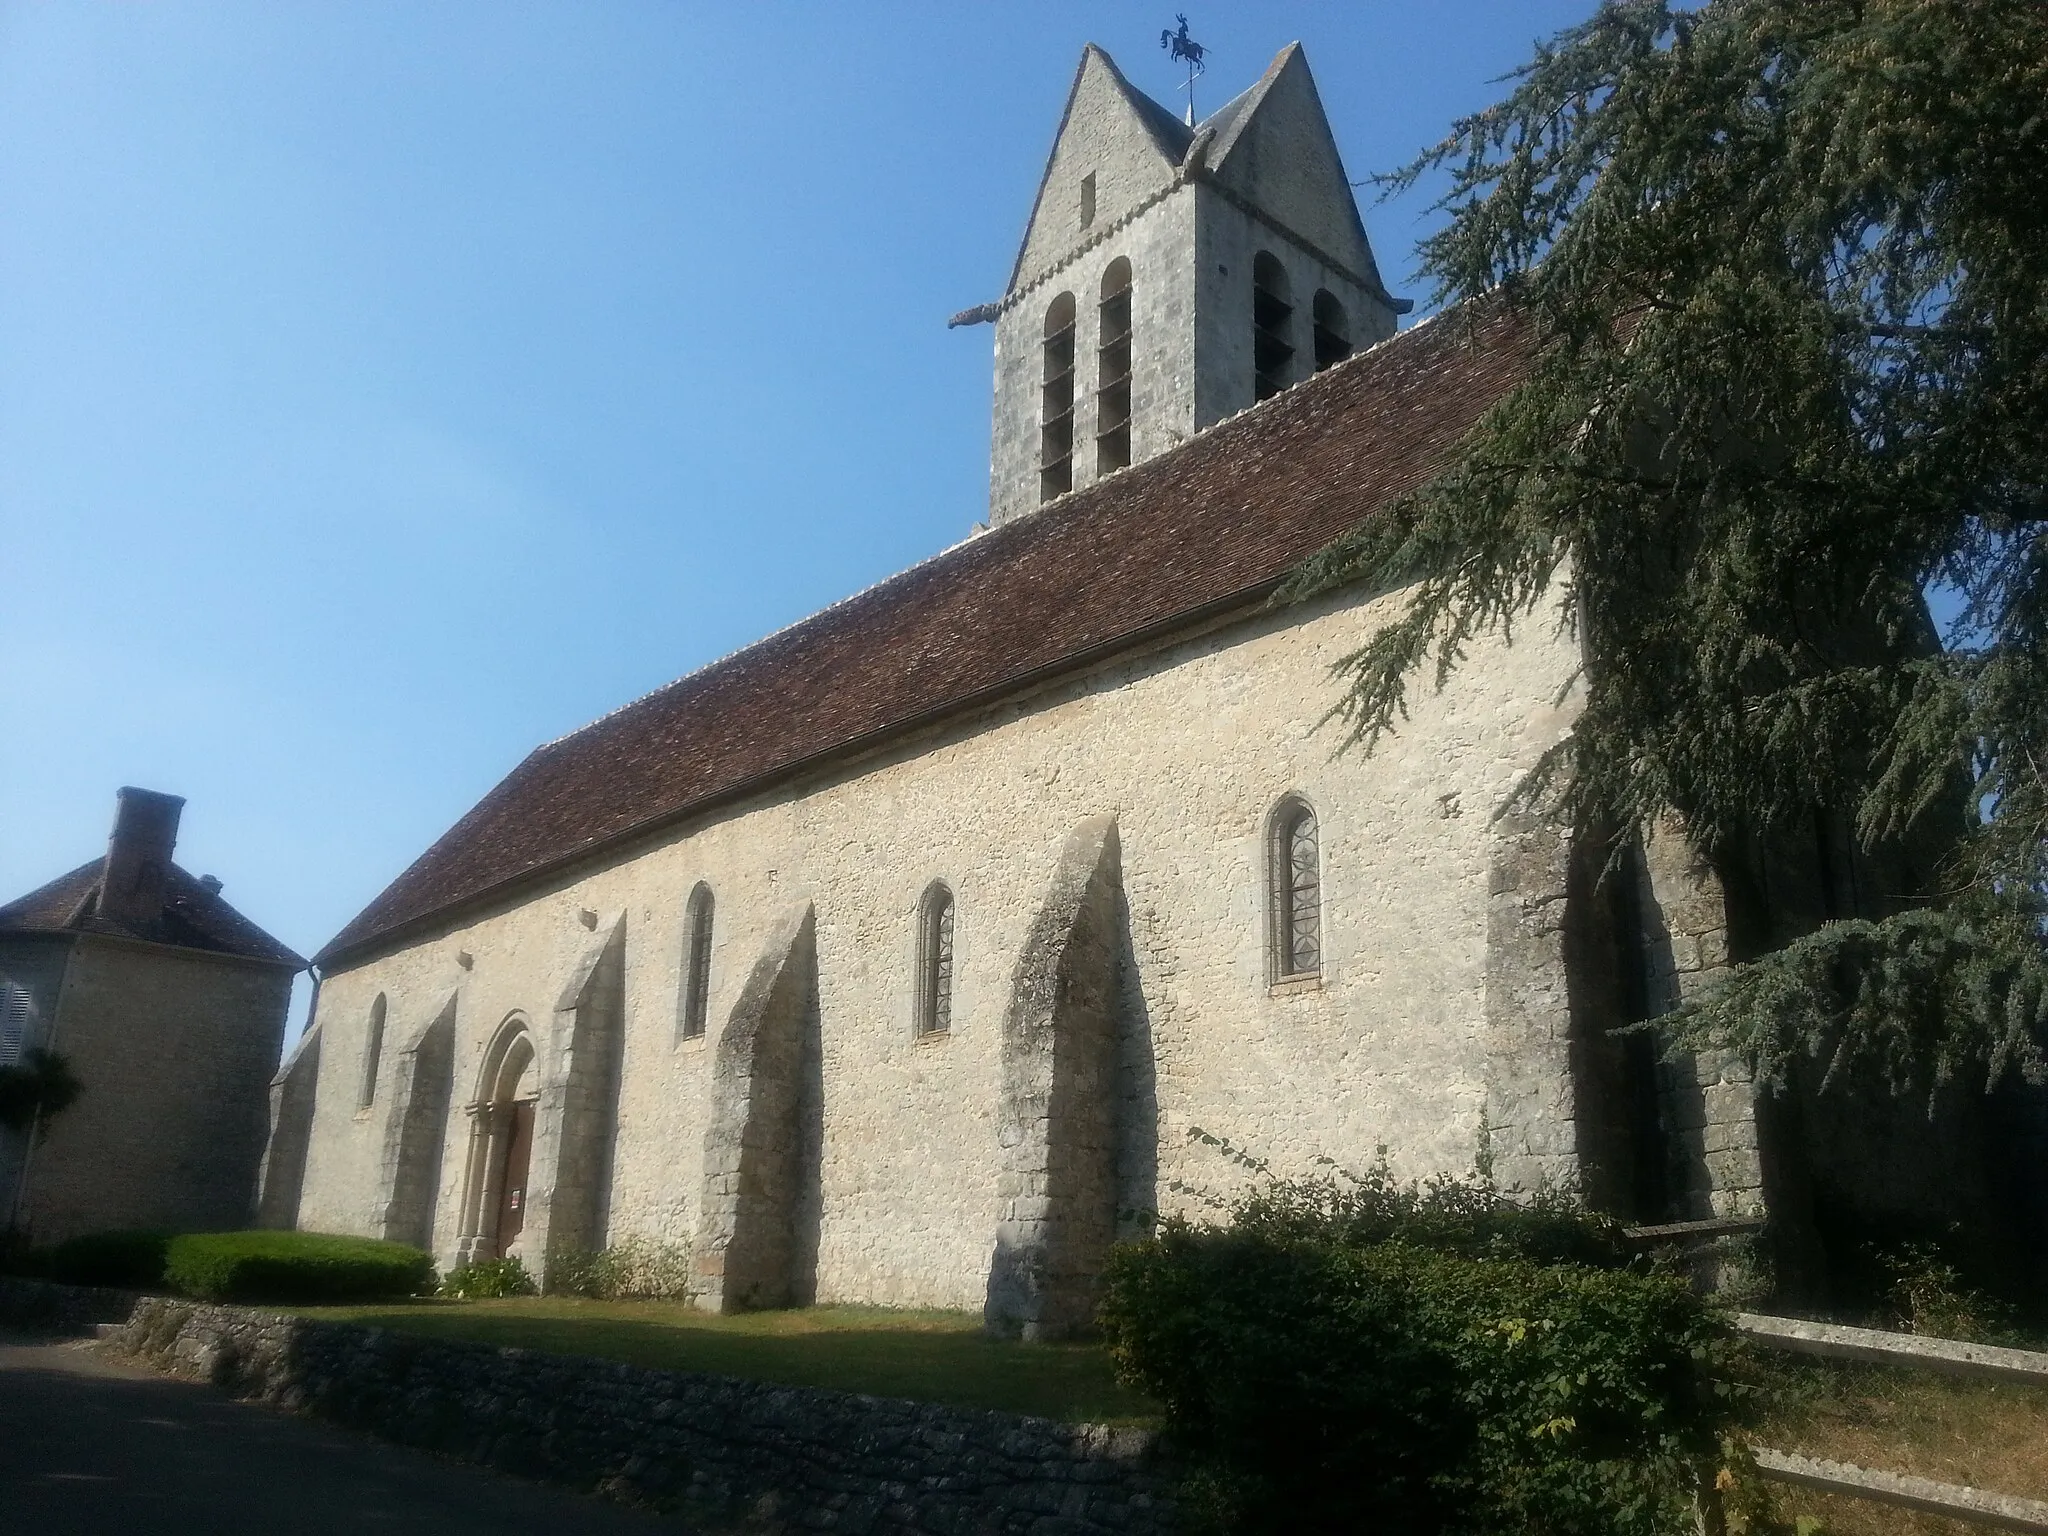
(295, 1299, 1157, 1425)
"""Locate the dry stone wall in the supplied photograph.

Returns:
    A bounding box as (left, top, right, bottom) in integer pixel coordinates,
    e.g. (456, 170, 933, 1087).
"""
(102, 1294, 1177, 1534)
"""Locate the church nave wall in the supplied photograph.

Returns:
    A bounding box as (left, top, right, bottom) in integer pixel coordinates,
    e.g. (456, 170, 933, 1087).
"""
(292, 582, 1583, 1310)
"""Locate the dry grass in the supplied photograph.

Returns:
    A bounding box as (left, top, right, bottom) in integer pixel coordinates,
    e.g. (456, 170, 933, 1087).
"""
(1748, 1359, 2048, 1534)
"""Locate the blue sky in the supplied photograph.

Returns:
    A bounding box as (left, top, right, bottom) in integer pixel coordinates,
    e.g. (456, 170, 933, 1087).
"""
(0, 1, 1591, 1036)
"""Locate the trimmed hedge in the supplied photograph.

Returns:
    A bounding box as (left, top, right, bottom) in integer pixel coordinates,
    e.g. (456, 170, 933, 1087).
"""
(9, 1229, 435, 1303)
(163, 1231, 435, 1303)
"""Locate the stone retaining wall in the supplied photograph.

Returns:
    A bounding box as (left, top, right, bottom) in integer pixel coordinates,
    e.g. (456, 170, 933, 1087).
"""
(103, 1294, 1177, 1533)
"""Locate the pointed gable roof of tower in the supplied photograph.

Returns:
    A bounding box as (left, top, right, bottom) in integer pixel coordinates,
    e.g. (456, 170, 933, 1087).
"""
(1202, 43, 1391, 302)
(1007, 44, 1192, 293)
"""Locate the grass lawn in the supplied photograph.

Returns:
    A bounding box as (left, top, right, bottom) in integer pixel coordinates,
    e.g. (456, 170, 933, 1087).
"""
(1749, 1359, 2048, 1535)
(292, 1297, 1157, 1426)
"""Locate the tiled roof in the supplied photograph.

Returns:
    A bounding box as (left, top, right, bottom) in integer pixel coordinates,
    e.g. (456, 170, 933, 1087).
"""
(0, 861, 307, 969)
(318, 302, 1532, 967)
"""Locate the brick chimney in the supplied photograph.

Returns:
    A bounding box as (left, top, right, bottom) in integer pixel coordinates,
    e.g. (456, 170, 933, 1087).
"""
(99, 787, 185, 930)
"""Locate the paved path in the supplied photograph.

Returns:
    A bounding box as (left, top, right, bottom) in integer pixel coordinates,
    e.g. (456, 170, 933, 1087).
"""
(0, 1332, 686, 1534)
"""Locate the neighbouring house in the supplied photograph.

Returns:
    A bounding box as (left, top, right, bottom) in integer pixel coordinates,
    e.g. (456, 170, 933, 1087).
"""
(264, 42, 2041, 1329)
(0, 787, 304, 1243)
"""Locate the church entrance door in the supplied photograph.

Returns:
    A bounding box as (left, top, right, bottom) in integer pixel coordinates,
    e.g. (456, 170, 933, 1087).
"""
(455, 1016, 538, 1268)
(493, 1098, 536, 1256)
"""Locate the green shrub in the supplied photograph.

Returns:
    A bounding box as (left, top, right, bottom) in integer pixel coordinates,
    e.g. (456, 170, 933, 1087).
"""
(1100, 1197, 1733, 1533)
(163, 1231, 434, 1304)
(544, 1236, 693, 1299)
(40, 1229, 171, 1289)
(441, 1255, 536, 1299)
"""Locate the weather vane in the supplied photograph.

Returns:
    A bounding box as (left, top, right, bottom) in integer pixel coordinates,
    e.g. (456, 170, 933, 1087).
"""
(1160, 14, 1206, 126)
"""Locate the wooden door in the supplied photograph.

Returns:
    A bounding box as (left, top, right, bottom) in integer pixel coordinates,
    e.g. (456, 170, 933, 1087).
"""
(494, 1099, 536, 1255)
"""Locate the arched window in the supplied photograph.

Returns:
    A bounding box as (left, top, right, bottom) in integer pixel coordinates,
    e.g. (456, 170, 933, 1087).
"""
(1268, 799, 1322, 982)
(916, 882, 956, 1035)
(358, 994, 387, 1110)
(1252, 252, 1295, 401)
(1040, 293, 1077, 502)
(678, 882, 714, 1041)
(1095, 258, 1133, 475)
(1312, 290, 1351, 370)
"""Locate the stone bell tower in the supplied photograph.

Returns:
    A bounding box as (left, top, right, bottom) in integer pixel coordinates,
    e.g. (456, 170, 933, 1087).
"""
(959, 42, 1408, 527)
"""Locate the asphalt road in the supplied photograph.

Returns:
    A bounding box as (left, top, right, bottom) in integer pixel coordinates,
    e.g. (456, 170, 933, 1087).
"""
(0, 1332, 684, 1534)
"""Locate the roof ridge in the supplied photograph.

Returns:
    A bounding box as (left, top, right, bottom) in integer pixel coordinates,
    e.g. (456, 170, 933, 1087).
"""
(318, 299, 1529, 966)
(534, 522, 1003, 752)
(537, 312, 1446, 755)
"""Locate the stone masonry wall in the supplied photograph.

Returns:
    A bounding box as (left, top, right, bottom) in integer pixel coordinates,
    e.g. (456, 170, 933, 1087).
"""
(257, 1020, 323, 1229)
(24, 936, 292, 1244)
(1637, 821, 1765, 1220)
(992, 187, 1198, 527)
(523, 915, 629, 1267)
(291, 584, 1584, 1310)
(374, 994, 456, 1247)
(102, 1294, 1176, 1534)
(987, 816, 1124, 1339)
(693, 902, 821, 1312)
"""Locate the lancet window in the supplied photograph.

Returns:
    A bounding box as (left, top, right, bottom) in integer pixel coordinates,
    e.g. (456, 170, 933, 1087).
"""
(917, 882, 956, 1036)
(1095, 257, 1133, 475)
(678, 882, 714, 1041)
(1040, 293, 1077, 501)
(1253, 252, 1295, 401)
(1269, 798, 1322, 983)
(358, 994, 387, 1110)
(1312, 290, 1351, 370)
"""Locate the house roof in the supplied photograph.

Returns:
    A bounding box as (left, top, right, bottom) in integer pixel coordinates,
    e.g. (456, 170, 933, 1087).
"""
(318, 301, 1533, 969)
(0, 860, 307, 969)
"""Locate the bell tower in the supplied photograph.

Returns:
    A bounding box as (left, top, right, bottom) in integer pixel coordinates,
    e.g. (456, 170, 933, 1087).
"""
(960, 42, 1408, 527)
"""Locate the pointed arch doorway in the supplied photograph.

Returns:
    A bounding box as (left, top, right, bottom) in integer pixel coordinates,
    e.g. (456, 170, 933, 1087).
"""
(455, 1016, 538, 1266)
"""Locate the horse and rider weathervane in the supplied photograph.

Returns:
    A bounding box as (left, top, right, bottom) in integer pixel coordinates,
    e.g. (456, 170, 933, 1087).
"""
(1160, 14, 1206, 126)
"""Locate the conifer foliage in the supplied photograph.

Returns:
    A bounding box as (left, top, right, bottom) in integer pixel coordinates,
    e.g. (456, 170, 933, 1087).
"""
(1291, 0, 2048, 1092)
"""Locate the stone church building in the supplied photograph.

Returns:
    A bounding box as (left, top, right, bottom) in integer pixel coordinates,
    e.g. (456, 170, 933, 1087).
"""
(267, 44, 2015, 1330)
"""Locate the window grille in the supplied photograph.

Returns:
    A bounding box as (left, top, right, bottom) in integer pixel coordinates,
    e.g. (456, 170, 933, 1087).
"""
(0, 981, 30, 1068)
(679, 882, 714, 1041)
(358, 995, 387, 1110)
(1269, 800, 1322, 982)
(1040, 293, 1077, 502)
(1252, 252, 1295, 401)
(1312, 290, 1351, 370)
(917, 883, 955, 1035)
(1095, 258, 1133, 475)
